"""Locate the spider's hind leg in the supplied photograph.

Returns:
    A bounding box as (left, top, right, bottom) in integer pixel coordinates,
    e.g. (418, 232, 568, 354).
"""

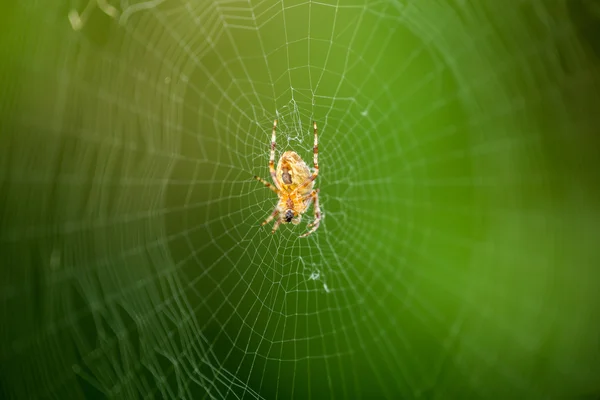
(269, 119, 278, 185)
(254, 175, 278, 193)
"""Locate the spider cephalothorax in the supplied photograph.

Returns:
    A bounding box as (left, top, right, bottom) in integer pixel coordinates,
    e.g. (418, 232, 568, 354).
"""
(253, 119, 322, 237)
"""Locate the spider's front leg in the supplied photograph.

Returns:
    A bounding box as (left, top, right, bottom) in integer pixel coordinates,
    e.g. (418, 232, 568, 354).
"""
(271, 219, 282, 234)
(261, 208, 282, 234)
(261, 208, 278, 227)
(300, 189, 321, 237)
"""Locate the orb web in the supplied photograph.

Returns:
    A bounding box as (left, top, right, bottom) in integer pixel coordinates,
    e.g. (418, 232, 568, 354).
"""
(1, 0, 600, 399)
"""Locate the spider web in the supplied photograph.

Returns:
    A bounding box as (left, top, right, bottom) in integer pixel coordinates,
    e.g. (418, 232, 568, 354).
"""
(2, 0, 600, 398)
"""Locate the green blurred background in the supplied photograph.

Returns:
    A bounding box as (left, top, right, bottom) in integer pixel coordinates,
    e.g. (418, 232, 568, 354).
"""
(2, 0, 600, 398)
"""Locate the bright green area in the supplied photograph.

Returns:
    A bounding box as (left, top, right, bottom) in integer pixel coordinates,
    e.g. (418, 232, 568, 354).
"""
(1, 0, 600, 399)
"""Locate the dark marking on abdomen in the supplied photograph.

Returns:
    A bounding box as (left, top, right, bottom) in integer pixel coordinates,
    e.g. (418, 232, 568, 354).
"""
(282, 168, 292, 184)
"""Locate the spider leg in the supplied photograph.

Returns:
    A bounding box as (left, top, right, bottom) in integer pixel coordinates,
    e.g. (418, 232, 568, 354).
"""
(269, 119, 279, 188)
(300, 189, 321, 237)
(271, 218, 282, 234)
(253, 175, 278, 193)
(312, 121, 319, 172)
(261, 208, 279, 227)
(306, 189, 321, 228)
(294, 121, 319, 193)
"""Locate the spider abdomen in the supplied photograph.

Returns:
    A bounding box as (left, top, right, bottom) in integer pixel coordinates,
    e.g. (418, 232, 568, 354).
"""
(276, 151, 313, 193)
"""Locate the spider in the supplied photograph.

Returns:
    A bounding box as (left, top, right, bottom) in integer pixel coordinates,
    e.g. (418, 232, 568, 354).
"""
(253, 119, 322, 237)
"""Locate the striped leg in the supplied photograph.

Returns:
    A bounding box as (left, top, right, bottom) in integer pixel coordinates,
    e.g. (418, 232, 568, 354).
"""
(300, 189, 321, 237)
(294, 121, 319, 193)
(261, 207, 279, 227)
(271, 218, 282, 234)
(269, 119, 279, 188)
(312, 120, 319, 174)
(253, 175, 278, 193)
